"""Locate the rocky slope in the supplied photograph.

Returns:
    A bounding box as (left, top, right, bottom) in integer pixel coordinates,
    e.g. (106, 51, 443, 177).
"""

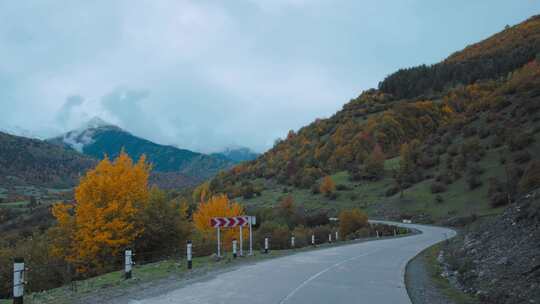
(444, 189, 540, 303)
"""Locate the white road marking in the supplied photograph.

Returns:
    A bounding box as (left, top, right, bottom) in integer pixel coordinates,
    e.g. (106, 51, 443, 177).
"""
(278, 249, 379, 304)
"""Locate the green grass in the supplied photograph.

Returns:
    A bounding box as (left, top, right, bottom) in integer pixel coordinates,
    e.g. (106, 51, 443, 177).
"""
(383, 147, 508, 222)
(424, 243, 478, 304)
(239, 171, 394, 216)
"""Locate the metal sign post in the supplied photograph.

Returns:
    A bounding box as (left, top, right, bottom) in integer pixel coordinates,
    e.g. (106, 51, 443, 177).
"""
(217, 227, 221, 258)
(249, 216, 254, 256)
(239, 226, 244, 257)
(210, 216, 255, 257)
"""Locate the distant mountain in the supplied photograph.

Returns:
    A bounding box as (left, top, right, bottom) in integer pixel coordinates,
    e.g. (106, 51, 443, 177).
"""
(0, 125, 41, 140)
(48, 117, 235, 180)
(213, 146, 259, 163)
(0, 131, 96, 188)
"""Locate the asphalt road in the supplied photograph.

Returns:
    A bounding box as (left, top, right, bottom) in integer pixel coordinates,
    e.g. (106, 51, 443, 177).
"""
(131, 222, 455, 304)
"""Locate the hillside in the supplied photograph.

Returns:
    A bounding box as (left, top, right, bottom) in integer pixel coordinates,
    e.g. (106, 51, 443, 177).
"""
(212, 146, 259, 163)
(201, 15, 540, 223)
(0, 131, 96, 188)
(48, 117, 235, 180)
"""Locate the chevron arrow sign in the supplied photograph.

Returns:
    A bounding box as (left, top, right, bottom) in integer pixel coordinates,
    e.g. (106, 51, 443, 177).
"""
(211, 216, 251, 228)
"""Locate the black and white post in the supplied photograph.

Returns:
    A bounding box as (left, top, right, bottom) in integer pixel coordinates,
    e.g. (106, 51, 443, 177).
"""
(13, 257, 24, 304)
(376, 230, 380, 238)
(311, 234, 315, 246)
(233, 239, 237, 258)
(394, 229, 397, 237)
(187, 240, 193, 269)
(291, 235, 295, 248)
(335, 231, 339, 242)
(328, 233, 332, 243)
(124, 249, 133, 279)
(264, 237, 269, 254)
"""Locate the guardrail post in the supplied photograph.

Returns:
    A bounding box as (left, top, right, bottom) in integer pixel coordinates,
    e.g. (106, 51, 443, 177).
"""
(264, 237, 269, 254)
(125, 249, 133, 279)
(13, 257, 24, 304)
(187, 240, 193, 269)
(291, 235, 295, 248)
(233, 239, 238, 258)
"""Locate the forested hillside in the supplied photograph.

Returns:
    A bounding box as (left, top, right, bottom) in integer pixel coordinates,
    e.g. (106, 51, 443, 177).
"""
(0, 132, 96, 188)
(198, 15, 540, 223)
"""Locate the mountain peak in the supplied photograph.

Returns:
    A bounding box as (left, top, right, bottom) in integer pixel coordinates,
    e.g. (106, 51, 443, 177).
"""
(50, 117, 121, 153)
(82, 116, 116, 130)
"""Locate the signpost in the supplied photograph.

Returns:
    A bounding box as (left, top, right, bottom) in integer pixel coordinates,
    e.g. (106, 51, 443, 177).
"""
(211, 216, 255, 257)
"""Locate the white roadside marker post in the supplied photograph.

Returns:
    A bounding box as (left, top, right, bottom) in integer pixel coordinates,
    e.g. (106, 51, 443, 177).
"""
(376, 230, 380, 238)
(124, 249, 133, 279)
(328, 233, 332, 243)
(394, 229, 397, 237)
(239, 225, 244, 257)
(291, 235, 295, 248)
(335, 231, 339, 242)
(233, 239, 238, 259)
(13, 257, 24, 304)
(264, 237, 269, 254)
(311, 234, 315, 247)
(187, 240, 193, 269)
(217, 227, 221, 258)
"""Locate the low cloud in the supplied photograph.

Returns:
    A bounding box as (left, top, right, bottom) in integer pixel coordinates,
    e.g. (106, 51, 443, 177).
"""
(0, 1, 538, 152)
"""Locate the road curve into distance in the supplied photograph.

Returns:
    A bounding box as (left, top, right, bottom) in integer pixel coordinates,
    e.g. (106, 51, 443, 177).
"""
(131, 222, 455, 304)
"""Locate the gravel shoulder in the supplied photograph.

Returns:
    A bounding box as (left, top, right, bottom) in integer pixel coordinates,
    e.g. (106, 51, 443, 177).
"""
(406, 242, 478, 304)
(406, 244, 456, 304)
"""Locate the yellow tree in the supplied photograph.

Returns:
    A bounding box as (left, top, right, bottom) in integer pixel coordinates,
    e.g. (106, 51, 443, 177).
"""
(319, 175, 336, 196)
(51, 151, 151, 273)
(192, 181, 211, 203)
(193, 194, 246, 250)
(339, 209, 368, 238)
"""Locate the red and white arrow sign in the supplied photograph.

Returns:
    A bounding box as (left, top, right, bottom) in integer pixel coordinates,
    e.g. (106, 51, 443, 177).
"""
(211, 216, 251, 227)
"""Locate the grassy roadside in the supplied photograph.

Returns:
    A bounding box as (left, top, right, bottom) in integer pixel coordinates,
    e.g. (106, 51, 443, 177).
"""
(1, 231, 414, 304)
(422, 243, 478, 304)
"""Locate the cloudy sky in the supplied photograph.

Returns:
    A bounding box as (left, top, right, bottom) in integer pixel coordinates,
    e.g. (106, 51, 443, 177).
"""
(0, 1, 538, 153)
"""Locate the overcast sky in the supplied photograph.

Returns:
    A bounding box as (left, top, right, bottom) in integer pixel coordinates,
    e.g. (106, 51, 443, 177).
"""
(0, 1, 538, 153)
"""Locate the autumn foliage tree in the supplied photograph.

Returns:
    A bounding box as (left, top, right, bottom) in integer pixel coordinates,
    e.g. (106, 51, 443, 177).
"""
(319, 176, 336, 196)
(339, 208, 368, 239)
(192, 194, 246, 250)
(364, 144, 385, 179)
(51, 151, 151, 274)
(136, 187, 191, 257)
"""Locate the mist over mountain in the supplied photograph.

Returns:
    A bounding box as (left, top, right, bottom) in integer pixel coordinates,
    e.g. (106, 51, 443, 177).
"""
(47, 117, 236, 181)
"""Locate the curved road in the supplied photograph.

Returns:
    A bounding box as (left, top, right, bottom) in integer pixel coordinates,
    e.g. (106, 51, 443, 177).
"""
(131, 223, 455, 304)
